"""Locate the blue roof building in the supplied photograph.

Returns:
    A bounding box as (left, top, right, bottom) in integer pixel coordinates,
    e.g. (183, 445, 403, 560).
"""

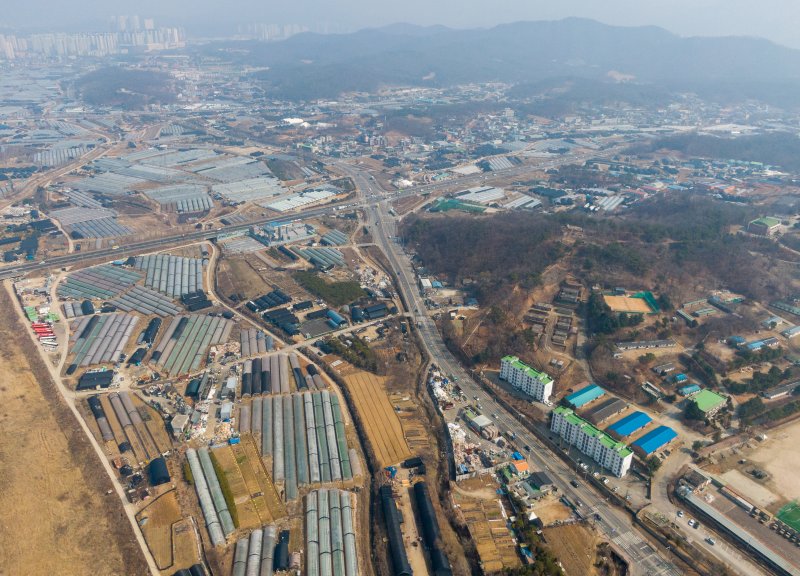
(672, 373, 688, 384)
(678, 384, 701, 396)
(631, 426, 678, 456)
(564, 384, 605, 408)
(606, 411, 652, 438)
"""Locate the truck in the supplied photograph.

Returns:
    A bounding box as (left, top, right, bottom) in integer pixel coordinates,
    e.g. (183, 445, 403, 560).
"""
(506, 430, 517, 440)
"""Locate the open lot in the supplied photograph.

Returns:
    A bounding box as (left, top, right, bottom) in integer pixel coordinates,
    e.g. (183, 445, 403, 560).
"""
(741, 418, 800, 505)
(543, 523, 599, 576)
(341, 368, 413, 467)
(136, 490, 189, 571)
(0, 283, 148, 576)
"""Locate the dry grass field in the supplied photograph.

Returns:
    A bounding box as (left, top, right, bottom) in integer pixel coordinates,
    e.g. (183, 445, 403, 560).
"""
(0, 283, 148, 576)
(342, 370, 413, 467)
(171, 518, 200, 571)
(137, 490, 182, 569)
(543, 523, 599, 576)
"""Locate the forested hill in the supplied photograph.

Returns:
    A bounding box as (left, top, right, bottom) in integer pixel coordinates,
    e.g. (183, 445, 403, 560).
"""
(198, 19, 800, 104)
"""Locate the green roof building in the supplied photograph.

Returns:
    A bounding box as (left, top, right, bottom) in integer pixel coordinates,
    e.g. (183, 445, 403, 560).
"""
(693, 389, 727, 415)
(500, 355, 554, 403)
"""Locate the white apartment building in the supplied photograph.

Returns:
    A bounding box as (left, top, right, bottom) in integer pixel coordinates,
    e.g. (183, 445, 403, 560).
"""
(550, 406, 632, 477)
(500, 355, 554, 403)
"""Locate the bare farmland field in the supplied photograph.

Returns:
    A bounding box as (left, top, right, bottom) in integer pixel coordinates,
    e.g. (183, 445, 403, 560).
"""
(0, 283, 148, 576)
(543, 523, 599, 576)
(136, 489, 183, 570)
(342, 369, 413, 467)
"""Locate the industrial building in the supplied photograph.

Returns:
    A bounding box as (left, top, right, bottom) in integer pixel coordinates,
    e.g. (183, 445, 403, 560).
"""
(691, 389, 728, 416)
(606, 411, 652, 439)
(550, 406, 633, 477)
(499, 355, 554, 403)
(563, 384, 605, 408)
(631, 426, 678, 456)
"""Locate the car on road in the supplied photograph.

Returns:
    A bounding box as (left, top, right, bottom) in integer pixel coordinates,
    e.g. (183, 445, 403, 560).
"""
(705, 537, 715, 545)
(523, 445, 531, 452)
(570, 479, 580, 488)
(677, 510, 684, 517)
(688, 519, 697, 528)
(601, 477, 609, 485)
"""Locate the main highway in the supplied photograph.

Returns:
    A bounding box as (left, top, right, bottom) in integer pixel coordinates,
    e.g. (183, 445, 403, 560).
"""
(337, 161, 683, 576)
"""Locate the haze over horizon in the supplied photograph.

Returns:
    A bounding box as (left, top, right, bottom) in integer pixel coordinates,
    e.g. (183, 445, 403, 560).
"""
(3, 0, 800, 50)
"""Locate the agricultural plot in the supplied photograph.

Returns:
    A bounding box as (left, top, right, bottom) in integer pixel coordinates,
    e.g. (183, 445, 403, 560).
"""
(74, 171, 145, 195)
(110, 284, 181, 316)
(342, 370, 412, 467)
(305, 489, 359, 576)
(133, 254, 205, 298)
(49, 206, 132, 238)
(67, 313, 139, 368)
(220, 235, 266, 254)
(132, 394, 172, 455)
(143, 184, 212, 213)
(212, 176, 283, 202)
(543, 524, 598, 576)
(259, 390, 356, 497)
(196, 158, 270, 182)
(211, 444, 267, 530)
(151, 315, 233, 375)
(58, 265, 142, 300)
(240, 328, 274, 357)
(171, 519, 200, 570)
(136, 490, 183, 570)
(454, 487, 521, 573)
(64, 189, 103, 208)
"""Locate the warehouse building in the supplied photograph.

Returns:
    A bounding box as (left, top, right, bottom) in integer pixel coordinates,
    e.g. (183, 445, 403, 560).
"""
(631, 426, 678, 457)
(584, 397, 627, 425)
(550, 406, 632, 477)
(606, 411, 652, 439)
(691, 389, 728, 417)
(499, 355, 554, 403)
(563, 383, 605, 408)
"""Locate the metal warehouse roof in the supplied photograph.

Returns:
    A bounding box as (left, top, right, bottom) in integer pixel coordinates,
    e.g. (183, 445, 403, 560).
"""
(584, 397, 627, 424)
(564, 384, 605, 408)
(631, 426, 677, 455)
(606, 411, 652, 437)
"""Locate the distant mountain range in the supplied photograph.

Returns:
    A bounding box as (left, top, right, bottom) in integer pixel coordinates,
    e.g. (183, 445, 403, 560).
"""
(200, 18, 800, 105)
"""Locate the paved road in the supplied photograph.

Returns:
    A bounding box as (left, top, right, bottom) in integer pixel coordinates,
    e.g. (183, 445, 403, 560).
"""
(339, 162, 682, 576)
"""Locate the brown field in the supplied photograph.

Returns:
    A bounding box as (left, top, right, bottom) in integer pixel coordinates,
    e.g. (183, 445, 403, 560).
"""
(535, 497, 574, 525)
(453, 479, 522, 573)
(211, 445, 262, 529)
(0, 283, 148, 576)
(171, 518, 200, 571)
(233, 435, 286, 522)
(212, 438, 285, 529)
(216, 257, 269, 301)
(132, 394, 172, 455)
(543, 523, 599, 576)
(342, 370, 413, 467)
(389, 393, 432, 454)
(137, 490, 182, 569)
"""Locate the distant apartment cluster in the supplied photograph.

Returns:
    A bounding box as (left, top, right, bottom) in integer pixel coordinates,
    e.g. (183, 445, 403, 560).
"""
(0, 17, 184, 60)
(500, 355, 554, 403)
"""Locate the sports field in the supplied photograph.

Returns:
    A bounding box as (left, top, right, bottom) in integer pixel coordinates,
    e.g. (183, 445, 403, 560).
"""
(777, 501, 800, 532)
(343, 370, 412, 467)
(603, 295, 652, 314)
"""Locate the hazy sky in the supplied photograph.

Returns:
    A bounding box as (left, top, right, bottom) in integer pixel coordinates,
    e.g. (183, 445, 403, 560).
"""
(3, 0, 800, 48)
